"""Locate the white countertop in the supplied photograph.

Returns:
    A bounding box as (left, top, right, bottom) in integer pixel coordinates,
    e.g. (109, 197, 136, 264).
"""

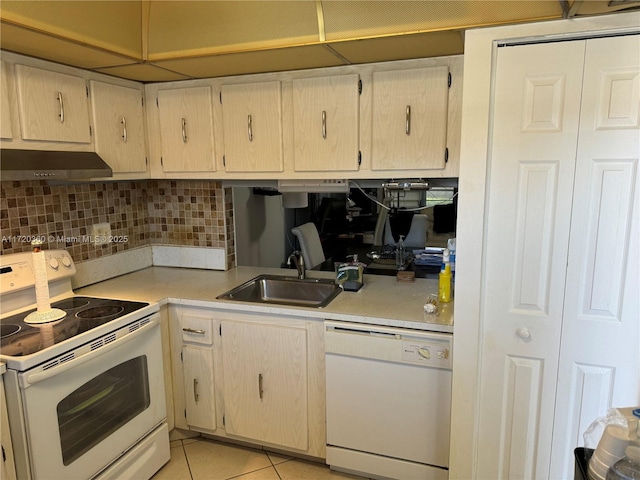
(76, 266, 454, 333)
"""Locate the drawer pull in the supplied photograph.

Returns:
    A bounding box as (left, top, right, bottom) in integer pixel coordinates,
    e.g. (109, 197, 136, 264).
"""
(321, 110, 327, 139)
(181, 117, 187, 143)
(258, 373, 264, 400)
(406, 105, 411, 135)
(183, 327, 206, 335)
(248, 114, 253, 142)
(121, 116, 128, 143)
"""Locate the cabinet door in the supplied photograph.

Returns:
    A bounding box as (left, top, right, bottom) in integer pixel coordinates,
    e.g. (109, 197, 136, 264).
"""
(14, 64, 90, 143)
(1, 61, 13, 140)
(293, 74, 360, 172)
(221, 321, 308, 450)
(221, 81, 283, 172)
(182, 346, 216, 432)
(157, 86, 215, 173)
(372, 66, 449, 170)
(477, 40, 586, 480)
(90, 81, 147, 174)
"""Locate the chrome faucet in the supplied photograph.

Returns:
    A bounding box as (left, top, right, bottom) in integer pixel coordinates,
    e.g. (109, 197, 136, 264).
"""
(287, 251, 306, 280)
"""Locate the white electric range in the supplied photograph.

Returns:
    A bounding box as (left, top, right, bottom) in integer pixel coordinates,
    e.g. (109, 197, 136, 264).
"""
(0, 249, 169, 480)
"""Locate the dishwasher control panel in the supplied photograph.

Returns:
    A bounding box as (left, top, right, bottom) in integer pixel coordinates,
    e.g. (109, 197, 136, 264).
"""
(401, 338, 452, 369)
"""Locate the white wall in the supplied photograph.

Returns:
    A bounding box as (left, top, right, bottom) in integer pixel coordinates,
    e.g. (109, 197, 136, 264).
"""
(451, 11, 640, 480)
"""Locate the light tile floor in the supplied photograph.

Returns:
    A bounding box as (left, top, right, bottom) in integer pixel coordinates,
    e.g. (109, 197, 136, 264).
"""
(152, 437, 369, 480)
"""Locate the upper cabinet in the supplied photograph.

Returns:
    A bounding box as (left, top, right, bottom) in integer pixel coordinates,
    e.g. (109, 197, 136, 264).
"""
(90, 81, 148, 175)
(371, 66, 449, 171)
(221, 81, 283, 173)
(292, 74, 360, 173)
(157, 86, 216, 173)
(1, 62, 13, 140)
(14, 64, 91, 143)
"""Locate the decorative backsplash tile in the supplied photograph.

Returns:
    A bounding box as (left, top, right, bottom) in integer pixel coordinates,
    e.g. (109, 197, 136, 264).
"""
(0, 179, 235, 267)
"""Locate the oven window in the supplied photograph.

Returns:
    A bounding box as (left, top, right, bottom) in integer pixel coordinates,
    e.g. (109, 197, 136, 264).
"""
(56, 356, 151, 465)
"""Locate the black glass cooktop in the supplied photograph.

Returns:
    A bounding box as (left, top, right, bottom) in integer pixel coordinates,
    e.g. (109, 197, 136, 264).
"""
(0, 296, 149, 357)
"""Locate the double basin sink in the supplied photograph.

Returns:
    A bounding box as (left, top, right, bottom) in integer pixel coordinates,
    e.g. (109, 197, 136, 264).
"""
(217, 274, 342, 308)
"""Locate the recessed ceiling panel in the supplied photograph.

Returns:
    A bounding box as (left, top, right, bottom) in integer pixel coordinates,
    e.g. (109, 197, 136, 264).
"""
(152, 44, 346, 79)
(0, 22, 139, 69)
(321, 0, 563, 40)
(329, 31, 464, 64)
(0, 0, 143, 58)
(147, 1, 320, 60)
(94, 63, 192, 82)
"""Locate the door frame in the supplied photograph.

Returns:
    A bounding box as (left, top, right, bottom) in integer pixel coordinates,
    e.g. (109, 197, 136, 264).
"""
(451, 11, 640, 480)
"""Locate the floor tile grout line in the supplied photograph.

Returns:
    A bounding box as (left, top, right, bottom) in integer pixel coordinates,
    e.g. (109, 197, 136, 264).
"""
(180, 439, 195, 480)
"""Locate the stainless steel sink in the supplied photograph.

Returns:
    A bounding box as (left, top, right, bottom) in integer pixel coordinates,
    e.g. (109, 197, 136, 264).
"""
(216, 274, 342, 308)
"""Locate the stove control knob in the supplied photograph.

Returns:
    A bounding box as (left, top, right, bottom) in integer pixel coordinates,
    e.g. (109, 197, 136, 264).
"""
(61, 256, 72, 268)
(48, 257, 59, 270)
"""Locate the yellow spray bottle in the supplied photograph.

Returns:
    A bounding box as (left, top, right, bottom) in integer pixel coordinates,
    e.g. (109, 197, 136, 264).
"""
(438, 249, 452, 303)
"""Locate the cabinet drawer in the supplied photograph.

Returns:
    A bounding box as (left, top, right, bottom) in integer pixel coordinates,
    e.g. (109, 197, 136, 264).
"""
(181, 314, 213, 345)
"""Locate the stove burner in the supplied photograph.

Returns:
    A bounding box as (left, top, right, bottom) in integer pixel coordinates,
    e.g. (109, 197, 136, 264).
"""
(52, 298, 91, 310)
(1, 324, 21, 339)
(76, 306, 125, 320)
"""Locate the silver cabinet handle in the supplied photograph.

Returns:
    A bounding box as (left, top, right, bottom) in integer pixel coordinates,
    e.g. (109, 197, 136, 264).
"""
(193, 378, 199, 402)
(121, 116, 128, 143)
(182, 327, 206, 335)
(181, 117, 187, 143)
(248, 114, 253, 142)
(321, 110, 327, 139)
(57, 91, 64, 123)
(258, 373, 264, 399)
(406, 105, 411, 135)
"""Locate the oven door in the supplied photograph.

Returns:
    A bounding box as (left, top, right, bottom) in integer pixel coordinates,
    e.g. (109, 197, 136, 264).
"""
(17, 314, 166, 480)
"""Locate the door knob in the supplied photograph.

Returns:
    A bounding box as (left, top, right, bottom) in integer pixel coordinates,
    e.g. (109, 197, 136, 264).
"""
(516, 327, 531, 341)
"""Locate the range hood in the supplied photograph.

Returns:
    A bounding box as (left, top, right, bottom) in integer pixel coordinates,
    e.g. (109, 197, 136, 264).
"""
(0, 149, 113, 181)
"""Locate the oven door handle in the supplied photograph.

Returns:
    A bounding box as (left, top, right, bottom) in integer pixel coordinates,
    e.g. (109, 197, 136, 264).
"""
(24, 316, 160, 387)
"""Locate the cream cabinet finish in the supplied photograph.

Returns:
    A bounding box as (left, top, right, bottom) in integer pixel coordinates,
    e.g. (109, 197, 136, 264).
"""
(157, 86, 215, 173)
(221, 81, 283, 172)
(221, 320, 308, 451)
(169, 305, 326, 458)
(292, 74, 360, 172)
(1, 62, 13, 140)
(90, 81, 147, 175)
(371, 66, 449, 170)
(14, 64, 91, 143)
(182, 346, 216, 433)
(171, 308, 217, 433)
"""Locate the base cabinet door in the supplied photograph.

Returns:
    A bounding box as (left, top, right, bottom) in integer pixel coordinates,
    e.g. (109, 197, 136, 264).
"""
(221, 320, 308, 451)
(182, 346, 216, 433)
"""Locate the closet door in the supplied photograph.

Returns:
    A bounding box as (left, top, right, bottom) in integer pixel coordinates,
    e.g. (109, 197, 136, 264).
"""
(550, 34, 640, 479)
(476, 40, 586, 480)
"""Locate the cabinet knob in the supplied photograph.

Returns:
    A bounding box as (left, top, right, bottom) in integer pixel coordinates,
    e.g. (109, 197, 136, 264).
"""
(516, 327, 531, 341)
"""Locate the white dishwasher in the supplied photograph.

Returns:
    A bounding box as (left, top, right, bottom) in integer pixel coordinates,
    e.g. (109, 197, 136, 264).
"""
(325, 321, 452, 480)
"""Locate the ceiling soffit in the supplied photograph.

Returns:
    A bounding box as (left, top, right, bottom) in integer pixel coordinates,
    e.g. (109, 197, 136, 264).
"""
(0, 1, 636, 82)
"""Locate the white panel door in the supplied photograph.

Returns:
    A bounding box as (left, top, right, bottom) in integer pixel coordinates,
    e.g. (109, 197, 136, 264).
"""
(477, 40, 586, 479)
(550, 34, 640, 479)
(182, 346, 216, 433)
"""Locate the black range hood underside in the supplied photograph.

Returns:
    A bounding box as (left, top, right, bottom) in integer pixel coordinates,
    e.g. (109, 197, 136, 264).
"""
(0, 149, 113, 181)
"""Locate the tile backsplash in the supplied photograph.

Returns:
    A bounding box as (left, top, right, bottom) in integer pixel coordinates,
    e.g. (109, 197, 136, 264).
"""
(1, 179, 235, 268)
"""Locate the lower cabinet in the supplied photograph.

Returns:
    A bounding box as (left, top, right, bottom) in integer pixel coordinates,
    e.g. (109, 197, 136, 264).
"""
(169, 305, 326, 458)
(182, 346, 216, 433)
(221, 320, 308, 451)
